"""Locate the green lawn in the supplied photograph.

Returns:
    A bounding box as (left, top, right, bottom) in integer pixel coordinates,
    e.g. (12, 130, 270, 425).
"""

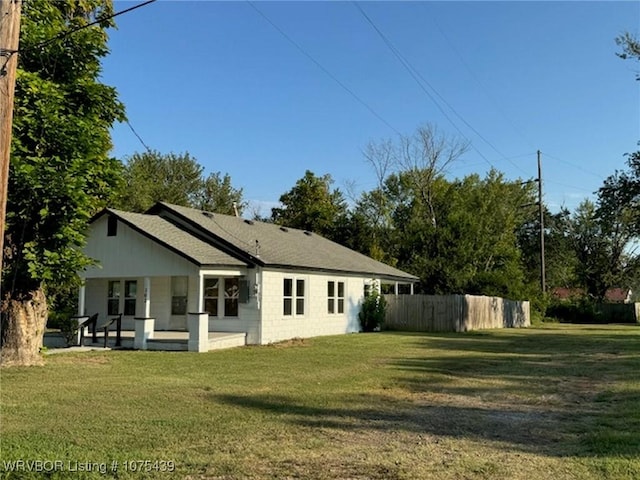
(1, 324, 639, 479)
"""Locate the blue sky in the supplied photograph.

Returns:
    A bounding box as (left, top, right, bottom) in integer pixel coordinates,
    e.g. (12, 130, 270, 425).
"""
(102, 1, 640, 216)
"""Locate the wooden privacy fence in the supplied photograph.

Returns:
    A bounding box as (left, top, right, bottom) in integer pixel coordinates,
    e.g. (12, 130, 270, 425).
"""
(383, 294, 530, 332)
(595, 303, 640, 323)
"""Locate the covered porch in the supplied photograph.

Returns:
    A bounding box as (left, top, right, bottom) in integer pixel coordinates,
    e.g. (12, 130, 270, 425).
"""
(78, 268, 259, 349)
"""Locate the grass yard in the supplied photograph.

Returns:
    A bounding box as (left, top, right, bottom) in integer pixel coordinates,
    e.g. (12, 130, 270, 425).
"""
(1, 324, 639, 479)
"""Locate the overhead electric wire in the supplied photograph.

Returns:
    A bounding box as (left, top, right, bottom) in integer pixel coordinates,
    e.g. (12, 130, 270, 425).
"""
(543, 152, 606, 181)
(427, 6, 538, 154)
(247, 1, 401, 136)
(22, 0, 157, 53)
(125, 119, 152, 153)
(354, 2, 533, 177)
(1, 0, 157, 73)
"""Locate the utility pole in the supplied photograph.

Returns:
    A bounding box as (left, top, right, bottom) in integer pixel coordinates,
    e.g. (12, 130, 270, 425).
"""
(537, 150, 546, 293)
(0, 0, 21, 273)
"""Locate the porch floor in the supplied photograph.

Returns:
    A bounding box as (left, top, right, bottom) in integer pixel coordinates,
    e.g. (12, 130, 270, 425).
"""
(45, 330, 247, 352)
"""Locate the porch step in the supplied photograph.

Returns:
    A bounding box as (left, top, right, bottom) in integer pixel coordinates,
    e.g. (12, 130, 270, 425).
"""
(44, 330, 246, 352)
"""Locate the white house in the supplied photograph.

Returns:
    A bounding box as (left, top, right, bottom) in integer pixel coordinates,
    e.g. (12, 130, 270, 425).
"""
(79, 202, 417, 350)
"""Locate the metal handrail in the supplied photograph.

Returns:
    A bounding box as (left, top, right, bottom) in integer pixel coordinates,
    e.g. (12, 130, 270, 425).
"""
(76, 313, 98, 345)
(99, 313, 122, 347)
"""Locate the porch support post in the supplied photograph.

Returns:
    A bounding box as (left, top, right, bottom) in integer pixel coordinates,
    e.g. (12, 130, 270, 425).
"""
(395, 282, 399, 296)
(188, 312, 209, 352)
(198, 272, 204, 312)
(410, 283, 414, 295)
(78, 282, 86, 316)
(143, 276, 151, 318)
(134, 317, 155, 350)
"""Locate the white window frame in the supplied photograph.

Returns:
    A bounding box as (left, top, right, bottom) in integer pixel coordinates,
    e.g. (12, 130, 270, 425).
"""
(283, 277, 306, 317)
(328, 280, 345, 315)
(203, 277, 240, 318)
(106, 279, 137, 316)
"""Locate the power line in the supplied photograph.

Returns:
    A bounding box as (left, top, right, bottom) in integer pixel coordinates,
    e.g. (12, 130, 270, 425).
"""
(353, 3, 496, 168)
(23, 0, 157, 53)
(426, 6, 538, 154)
(543, 152, 606, 181)
(247, 1, 401, 136)
(354, 2, 532, 177)
(125, 119, 152, 153)
(1, 0, 157, 73)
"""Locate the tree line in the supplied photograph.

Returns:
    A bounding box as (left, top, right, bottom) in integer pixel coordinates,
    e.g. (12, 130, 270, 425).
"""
(1, 0, 638, 365)
(110, 122, 640, 310)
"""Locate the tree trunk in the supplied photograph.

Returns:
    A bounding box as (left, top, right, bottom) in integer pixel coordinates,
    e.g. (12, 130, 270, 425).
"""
(1, 287, 47, 367)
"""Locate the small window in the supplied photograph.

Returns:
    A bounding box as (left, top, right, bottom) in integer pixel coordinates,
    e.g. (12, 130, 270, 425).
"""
(283, 278, 293, 316)
(328, 281, 345, 314)
(224, 278, 239, 317)
(107, 215, 118, 236)
(296, 279, 305, 315)
(204, 278, 219, 316)
(284, 278, 304, 316)
(327, 281, 335, 314)
(107, 280, 120, 315)
(124, 280, 137, 316)
(171, 276, 188, 315)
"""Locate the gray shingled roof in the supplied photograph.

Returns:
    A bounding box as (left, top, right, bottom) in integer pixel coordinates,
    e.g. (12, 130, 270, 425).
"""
(156, 203, 418, 282)
(107, 209, 246, 267)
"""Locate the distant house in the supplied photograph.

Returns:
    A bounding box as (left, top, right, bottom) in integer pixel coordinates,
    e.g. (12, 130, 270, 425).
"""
(604, 288, 633, 304)
(551, 287, 632, 304)
(79, 202, 417, 348)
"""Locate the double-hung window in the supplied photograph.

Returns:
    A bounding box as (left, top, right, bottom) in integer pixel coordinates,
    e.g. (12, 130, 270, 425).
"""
(107, 279, 137, 315)
(203, 278, 240, 317)
(107, 281, 120, 315)
(171, 276, 188, 315)
(124, 280, 137, 315)
(204, 278, 219, 316)
(328, 281, 345, 314)
(283, 278, 305, 316)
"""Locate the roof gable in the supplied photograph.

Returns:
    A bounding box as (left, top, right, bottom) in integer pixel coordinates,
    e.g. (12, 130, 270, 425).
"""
(91, 209, 247, 268)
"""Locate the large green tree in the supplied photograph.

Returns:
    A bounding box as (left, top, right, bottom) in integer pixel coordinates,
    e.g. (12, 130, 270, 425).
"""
(271, 170, 347, 239)
(388, 169, 534, 297)
(115, 150, 245, 215)
(569, 198, 638, 301)
(117, 150, 203, 212)
(1, 0, 125, 366)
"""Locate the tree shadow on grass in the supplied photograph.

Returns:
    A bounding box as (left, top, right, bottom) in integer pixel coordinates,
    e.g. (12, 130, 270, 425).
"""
(210, 327, 640, 459)
(210, 391, 580, 458)
(387, 328, 640, 458)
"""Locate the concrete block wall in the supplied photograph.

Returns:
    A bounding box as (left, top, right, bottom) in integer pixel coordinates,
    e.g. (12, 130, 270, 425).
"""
(259, 269, 364, 344)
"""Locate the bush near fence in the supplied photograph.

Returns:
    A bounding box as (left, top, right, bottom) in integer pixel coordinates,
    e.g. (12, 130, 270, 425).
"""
(383, 294, 530, 332)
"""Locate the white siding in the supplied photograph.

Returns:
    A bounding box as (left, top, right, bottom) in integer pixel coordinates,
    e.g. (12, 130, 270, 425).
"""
(83, 216, 200, 278)
(259, 269, 366, 344)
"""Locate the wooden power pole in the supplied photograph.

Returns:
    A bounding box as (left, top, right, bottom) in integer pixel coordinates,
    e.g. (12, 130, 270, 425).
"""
(0, 0, 22, 274)
(537, 150, 546, 293)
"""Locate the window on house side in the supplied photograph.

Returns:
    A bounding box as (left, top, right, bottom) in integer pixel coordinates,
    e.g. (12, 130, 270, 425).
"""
(328, 281, 345, 314)
(107, 215, 117, 236)
(224, 278, 239, 317)
(296, 279, 305, 315)
(171, 276, 188, 315)
(327, 281, 335, 314)
(107, 280, 120, 315)
(204, 278, 219, 316)
(283, 278, 293, 316)
(124, 280, 137, 316)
